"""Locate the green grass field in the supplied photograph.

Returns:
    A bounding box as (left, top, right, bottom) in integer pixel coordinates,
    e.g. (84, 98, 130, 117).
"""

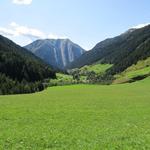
(0, 77, 150, 149)
(80, 63, 112, 74)
(114, 57, 150, 83)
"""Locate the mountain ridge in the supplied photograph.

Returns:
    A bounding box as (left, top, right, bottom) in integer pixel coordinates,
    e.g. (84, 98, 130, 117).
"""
(25, 39, 85, 70)
(67, 25, 150, 76)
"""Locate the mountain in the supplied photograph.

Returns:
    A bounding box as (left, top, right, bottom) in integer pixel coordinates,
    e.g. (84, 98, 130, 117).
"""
(25, 39, 85, 70)
(0, 35, 55, 94)
(67, 25, 150, 75)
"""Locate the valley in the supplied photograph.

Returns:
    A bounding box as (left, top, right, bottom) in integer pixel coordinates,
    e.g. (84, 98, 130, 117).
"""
(0, 1, 150, 149)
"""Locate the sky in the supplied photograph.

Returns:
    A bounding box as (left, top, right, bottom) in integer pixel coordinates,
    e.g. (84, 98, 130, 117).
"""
(0, 0, 150, 50)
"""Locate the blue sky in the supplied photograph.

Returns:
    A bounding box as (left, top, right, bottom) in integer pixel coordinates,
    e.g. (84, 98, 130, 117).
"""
(0, 0, 150, 50)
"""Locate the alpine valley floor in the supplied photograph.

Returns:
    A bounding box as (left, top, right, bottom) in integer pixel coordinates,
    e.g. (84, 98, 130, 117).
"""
(0, 78, 150, 149)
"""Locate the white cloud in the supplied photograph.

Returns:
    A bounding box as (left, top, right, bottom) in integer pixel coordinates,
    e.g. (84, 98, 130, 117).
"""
(0, 22, 68, 46)
(132, 23, 150, 29)
(10, 22, 46, 39)
(12, 0, 32, 5)
(0, 27, 16, 36)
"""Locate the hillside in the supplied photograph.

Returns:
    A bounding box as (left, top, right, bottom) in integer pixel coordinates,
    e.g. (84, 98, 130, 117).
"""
(79, 63, 112, 74)
(114, 57, 150, 83)
(68, 63, 112, 84)
(0, 35, 56, 94)
(25, 39, 85, 70)
(67, 25, 150, 76)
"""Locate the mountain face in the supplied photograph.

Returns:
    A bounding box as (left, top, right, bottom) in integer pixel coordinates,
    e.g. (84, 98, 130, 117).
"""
(67, 25, 150, 75)
(25, 39, 85, 70)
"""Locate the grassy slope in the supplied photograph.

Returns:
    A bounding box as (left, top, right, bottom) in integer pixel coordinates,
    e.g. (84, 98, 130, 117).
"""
(114, 57, 150, 83)
(0, 78, 150, 149)
(80, 63, 112, 74)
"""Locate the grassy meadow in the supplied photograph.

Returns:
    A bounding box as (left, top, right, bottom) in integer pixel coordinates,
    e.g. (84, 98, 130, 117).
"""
(80, 64, 112, 74)
(0, 77, 150, 149)
(114, 57, 150, 84)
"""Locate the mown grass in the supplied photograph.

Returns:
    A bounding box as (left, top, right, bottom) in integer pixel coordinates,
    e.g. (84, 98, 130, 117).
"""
(0, 77, 150, 149)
